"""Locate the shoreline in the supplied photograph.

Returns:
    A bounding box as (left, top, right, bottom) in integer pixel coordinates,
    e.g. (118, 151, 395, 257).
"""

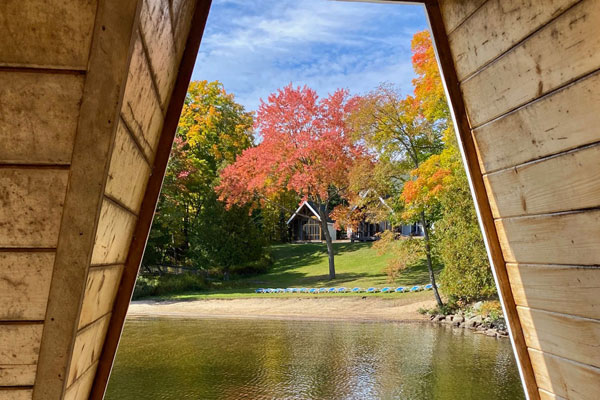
(127, 296, 437, 323)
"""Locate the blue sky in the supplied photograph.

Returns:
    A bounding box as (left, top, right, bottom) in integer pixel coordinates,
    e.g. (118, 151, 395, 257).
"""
(192, 0, 428, 112)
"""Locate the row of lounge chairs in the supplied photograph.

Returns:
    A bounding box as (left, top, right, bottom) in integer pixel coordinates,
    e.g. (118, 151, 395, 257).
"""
(254, 284, 437, 294)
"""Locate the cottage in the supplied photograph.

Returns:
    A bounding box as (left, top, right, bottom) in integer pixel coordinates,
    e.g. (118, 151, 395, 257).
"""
(287, 201, 337, 242)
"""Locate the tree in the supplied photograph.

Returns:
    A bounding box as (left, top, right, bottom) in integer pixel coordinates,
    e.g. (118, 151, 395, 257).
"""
(217, 84, 365, 279)
(144, 80, 267, 274)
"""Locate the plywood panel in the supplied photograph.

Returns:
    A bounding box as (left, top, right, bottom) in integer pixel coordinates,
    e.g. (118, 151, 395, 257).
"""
(0, 389, 33, 400)
(0, 0, 96, 69)
(519, 307, 600, 368)
(0, 72, 83, 165)
(0, 364, 36, 386)
(450, 0, 577, 81)
(0, 324, 42, 365)
(484, 144, 600, 218)
(0, 252, 54, 321)
(78, 266, 123, 330)
(105, 122, 152, 212)
(496, 210, 600, 265)
(507, 264, 600, 320)
(0, 169, 68, 248)
(530, 348, 600, 400)
(438, 0, 487, 34)
(140, 0, 178, 107)
(64, 361, 97, 400)
(90, 200, 137, 265)
(172, 0, 197, 58)
(67, 316, 110, 387)
(462, 0, 600, 127)
(538, 389, 565, 400)
(121, 35, 164, 161)
(473, 70, 600, 173)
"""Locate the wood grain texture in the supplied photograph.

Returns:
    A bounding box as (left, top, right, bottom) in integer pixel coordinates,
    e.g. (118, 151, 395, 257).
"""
(0, 0, 97, 69)
(0, 324, 42, 365)
(473, 70, 600, 173)
(90, 200, 137, 266)
(120, 34, 164, 161)
(496, 210, 600, 265)
(105, 121, 151, 212)
(529, 348, 600, 400)
(438, 0, 487, 34)
(33, 0, 141, 398)
(0, 252, 54, 321)
(0, 168, 68, 248)
(484, 144, 600, 218)
(172, 0, 197, 58)
(0, 72, 83, 165)
(538, 389, 565, 400)
(77, 266, 123, 330)
(0, 364, 36, 386)
(67, 316, 110, 387)
(508, 263, 600, 320)
(64, 362, 98, 400)
(519, 307, 600, 368)
(140, 0, 178, 107)
(449, 0, 577, 81)
(0, 389, 33, 400)
(462, 0, 600, 127)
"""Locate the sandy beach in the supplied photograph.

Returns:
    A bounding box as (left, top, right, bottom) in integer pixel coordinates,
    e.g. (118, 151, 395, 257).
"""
(127, 296, 437, 322)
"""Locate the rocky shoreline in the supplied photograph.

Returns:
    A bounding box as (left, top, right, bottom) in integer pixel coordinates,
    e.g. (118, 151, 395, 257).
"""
(429, 311, 509, 339)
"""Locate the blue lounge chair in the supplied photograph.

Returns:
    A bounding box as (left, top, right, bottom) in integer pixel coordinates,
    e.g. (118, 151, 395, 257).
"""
(351, 287, 362, 293)
(300, 288, 308, 293)
(395, 287, 405, 293)
(336, 287, 347, 293)
(285, 288, 293, 293)
(367, 287, 377, 293)
(424, 284, 433, 291)
(319, 288, 328, 293)
(309, 288, 318, 294)
(255, 288, 265, 293)
(277, 288, 285, 293)
(328, 287, 336, 293)
(381, 287, 393, 293)
(410, 286, 420, 292)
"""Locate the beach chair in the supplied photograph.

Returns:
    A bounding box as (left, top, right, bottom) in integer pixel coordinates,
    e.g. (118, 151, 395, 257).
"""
(395, 287, 405, 293)
(336, 287, 347, 293)
(319, 288, 328, 293)
(366, 287, 378, 293)
(309, 288, 318, 294)
(300, 288, 308, 293)
(255, 288, 264, 293)
(285, 288, 293, 293)
(328, 287, 336, 293)
(351, 287, 362, 293)
(277, 288, 285, 293)
(424, 284, 433, 291)
(410, 286, 421, 292)
(381, 287, 393, 293)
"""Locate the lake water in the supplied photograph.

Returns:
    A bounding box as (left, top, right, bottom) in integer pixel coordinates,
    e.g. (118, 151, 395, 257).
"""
(105, 318, 525, 400)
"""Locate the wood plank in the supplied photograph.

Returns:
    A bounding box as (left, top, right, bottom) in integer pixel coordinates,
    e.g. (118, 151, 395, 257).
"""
(67, 316, 109, 387)
(90, 2, 213, 398)
(0, 252, 54, 321)
(0, 168, 68, 248)
(0, 364, 36, 386)
(120, 34, 164, 161)
(90, 199, 137, 266)
(473, 70, 600, 173)
(530, 348, 600, 400)
(0, 0, 96, 69)
(0, 324, 42, 365)
(425, 3, 540, 400)
(140, 0, 178, 108)
(462, 0, 600, 127)
(538, 389, 566, 400)
(496, 210, 600, 265)
(77, 266, 123, 330)
(172, 0, 197, 58)
(32, 0, 141, 398)
(484, 144, 600, 218)
(105, 121, 151, 212)
(449, 0, 577, 81)
(438, 0, 487, 34)
(0, 389, 33, 400)
(518, 307, 600, 368)
(508, 264, 600, 320)
(0, 72, 83, 165)
(64, 362, 97, 400)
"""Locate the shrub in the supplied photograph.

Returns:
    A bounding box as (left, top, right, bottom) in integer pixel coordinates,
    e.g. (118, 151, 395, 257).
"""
(132, 273, 208, 299)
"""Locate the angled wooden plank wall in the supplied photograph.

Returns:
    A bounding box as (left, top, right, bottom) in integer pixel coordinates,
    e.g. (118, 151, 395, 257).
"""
(434, 1, 600, 399)
(0, 0, 206, 399)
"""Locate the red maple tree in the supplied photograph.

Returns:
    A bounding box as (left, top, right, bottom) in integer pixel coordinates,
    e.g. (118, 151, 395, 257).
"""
(217, 84, 365, 279)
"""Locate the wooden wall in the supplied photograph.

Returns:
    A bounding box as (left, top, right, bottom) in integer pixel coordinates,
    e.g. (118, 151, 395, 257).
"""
(437, 1, 600, 399)
(0, 0, 200, 399)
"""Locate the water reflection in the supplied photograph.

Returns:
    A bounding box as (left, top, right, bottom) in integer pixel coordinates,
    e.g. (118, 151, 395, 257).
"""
(106, 318, 524, 400)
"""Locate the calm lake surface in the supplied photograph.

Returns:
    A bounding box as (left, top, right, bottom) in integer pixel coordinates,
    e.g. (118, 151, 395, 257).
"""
(106, 318, 524, 400)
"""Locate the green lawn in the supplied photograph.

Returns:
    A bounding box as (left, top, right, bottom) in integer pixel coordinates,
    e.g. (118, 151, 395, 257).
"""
(164, 242, 442, 300)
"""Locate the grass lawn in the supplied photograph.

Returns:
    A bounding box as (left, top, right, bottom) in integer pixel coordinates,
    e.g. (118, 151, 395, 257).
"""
(163, 242, 442, 300)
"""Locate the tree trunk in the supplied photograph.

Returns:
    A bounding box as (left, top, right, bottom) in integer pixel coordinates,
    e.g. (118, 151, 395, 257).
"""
(420, 211, 443, 308)
(319, 210, 336, 280)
